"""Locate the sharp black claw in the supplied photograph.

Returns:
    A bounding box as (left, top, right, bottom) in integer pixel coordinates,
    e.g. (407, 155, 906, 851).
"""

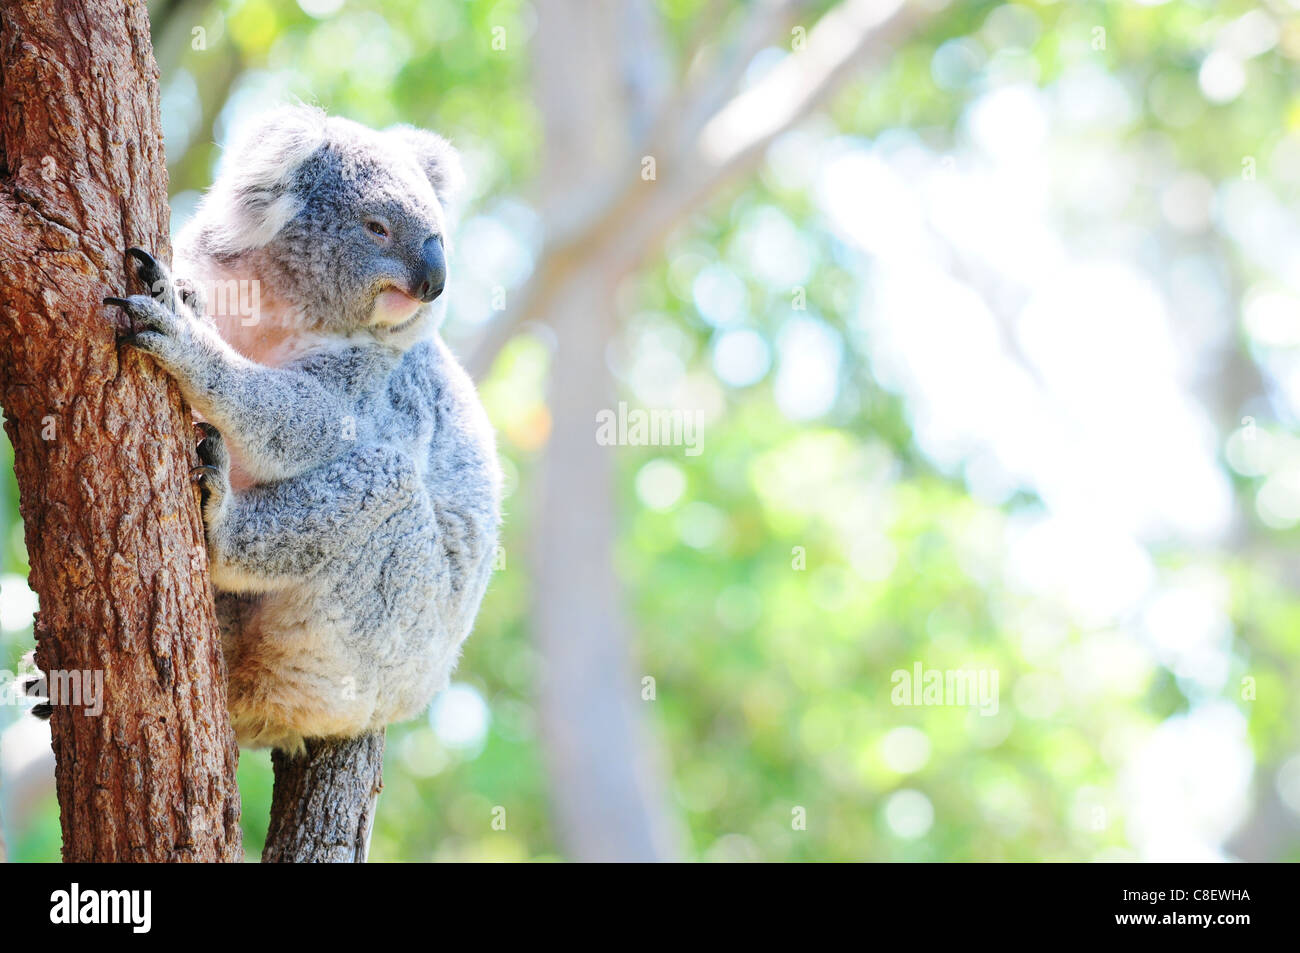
(190, 464, 222, 482)
(126, 247, 170, 302)
(32, 703, 53, 720)
(125, 247, 157, 270)
(103, 296, 130, 309)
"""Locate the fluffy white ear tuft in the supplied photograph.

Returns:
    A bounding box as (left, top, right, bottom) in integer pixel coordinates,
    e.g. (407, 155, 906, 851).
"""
(387, 125, 466, 211)
(200, 105, 329, 255)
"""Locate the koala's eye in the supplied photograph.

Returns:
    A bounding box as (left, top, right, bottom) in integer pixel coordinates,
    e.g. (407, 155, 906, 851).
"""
(365, 220, 390, 239)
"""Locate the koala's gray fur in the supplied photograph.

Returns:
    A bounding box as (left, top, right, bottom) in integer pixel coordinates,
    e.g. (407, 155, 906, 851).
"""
(104, 106, 501, 751)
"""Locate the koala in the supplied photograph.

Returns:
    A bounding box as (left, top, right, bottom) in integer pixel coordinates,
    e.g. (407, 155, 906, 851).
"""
(100, 106, 502, 752)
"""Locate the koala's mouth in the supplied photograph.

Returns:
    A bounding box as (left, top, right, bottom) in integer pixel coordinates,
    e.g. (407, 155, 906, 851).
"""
(370, 287, 425, 330)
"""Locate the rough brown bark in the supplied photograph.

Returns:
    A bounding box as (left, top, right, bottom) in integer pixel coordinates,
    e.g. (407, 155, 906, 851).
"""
(263, 732, 385, 863)
(0, 0, 241, 861)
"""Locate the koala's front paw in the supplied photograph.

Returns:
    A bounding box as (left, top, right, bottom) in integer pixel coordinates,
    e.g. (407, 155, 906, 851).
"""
(192, 422, 231, 530)
(105, 247, 204, 362)
(104, 292, 192, 361)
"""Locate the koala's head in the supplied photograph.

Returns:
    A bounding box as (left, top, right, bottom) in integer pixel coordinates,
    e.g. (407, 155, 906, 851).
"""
(191, 105, 464, 345)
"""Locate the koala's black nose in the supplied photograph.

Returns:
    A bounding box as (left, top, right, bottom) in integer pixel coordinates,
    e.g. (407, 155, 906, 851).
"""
(415, 236, 446, 303)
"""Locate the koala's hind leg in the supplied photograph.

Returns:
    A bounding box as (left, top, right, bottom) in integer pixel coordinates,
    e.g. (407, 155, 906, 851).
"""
(191, 421, 230, 527)
(199, 437, 421, 593)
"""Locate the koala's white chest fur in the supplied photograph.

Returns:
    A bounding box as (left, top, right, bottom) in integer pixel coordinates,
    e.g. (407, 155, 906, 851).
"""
(201, 278, 354, 490)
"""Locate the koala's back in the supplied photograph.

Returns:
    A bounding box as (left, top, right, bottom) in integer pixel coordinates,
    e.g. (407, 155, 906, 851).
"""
(219, 335, 501, 750)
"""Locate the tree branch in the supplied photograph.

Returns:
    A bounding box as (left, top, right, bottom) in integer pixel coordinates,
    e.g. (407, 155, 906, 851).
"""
(263, 732, 386, 863)
(662, 0, 810, 155)
(464, 0, 927, 379)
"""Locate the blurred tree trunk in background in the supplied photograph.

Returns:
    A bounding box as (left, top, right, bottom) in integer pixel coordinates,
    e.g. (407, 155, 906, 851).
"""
(474, 0, 923, 861)
(0, 0, 241, 861)
(518, 0, 683, 863)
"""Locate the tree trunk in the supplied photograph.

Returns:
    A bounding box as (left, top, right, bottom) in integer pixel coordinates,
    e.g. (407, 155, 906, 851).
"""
(0, 0, 241, 862)
(530, 270, 685, 861)
(263, 732, 385, 863)
(520, 0, 686, 862)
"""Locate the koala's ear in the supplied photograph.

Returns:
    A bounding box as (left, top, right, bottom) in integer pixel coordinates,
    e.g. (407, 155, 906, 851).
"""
(201, 105, 328, 255)
(388, 125, 466, 210)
